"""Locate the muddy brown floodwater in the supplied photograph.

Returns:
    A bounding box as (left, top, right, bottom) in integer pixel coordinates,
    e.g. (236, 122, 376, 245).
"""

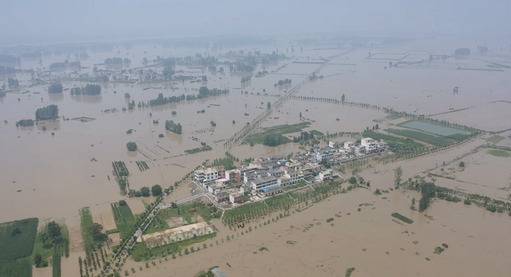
(1, 36, 511, 277)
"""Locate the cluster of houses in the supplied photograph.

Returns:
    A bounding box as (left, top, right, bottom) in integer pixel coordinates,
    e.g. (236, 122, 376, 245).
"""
(193, 138, 386, 207)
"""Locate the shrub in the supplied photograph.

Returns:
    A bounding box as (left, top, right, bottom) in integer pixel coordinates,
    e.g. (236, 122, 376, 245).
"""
(127, 142, 138, 151)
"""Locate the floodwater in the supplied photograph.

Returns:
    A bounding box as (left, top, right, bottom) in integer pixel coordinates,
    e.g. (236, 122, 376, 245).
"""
(1, 36, 511, 276)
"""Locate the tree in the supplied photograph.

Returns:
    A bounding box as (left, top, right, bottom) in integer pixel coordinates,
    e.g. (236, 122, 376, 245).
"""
(47, 221, 62, 243)
(151, 185, 162, 196)
(126, 142, 138, 151)
(165, 120, 182, 134)
(48, 82, 63, 94)
(162, 59, 175, 80)
(198, 86, 209, 98)
(348, 176, 357, 185)
(458, 161, 465, 168)
(36, 105, 59, 120)
(91, 223, 107, 243)
(84, 84, 101, 95)
(341, 93, 346, 103)
(8, 78, 19, 89)
(418, 182, 436, 212)
(263, 134, 287, 146)
(141, 187, 150, 197)
(267, 102, 271, 109)
(394, 167, 403, 188)
(34, 254, 48, 267)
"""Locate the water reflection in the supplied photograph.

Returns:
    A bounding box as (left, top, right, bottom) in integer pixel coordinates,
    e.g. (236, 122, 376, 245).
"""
(70, 94, 103, 104)
(36, 119, 60, 131)
(48, 92, 64, 102)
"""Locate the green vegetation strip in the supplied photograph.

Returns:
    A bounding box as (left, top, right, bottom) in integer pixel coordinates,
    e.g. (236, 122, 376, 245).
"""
(52, 246, 61, 277)
(111, 201, 136, 240)
(222, 181, 355, 226)
(391, 212, 414, 224)
(405, 178, 511, 213)
(0, 218, 38, 261)
(0, 218, 38, 277)
(487, 149, 511, 158)
(245, 122, 311, 147)
(0, 257, 32, 277)
(386, 128, 455, 147)
(79, 208, 96, 254)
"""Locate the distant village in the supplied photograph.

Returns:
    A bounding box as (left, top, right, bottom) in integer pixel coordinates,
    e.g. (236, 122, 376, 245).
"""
(193, 137, 387, 208)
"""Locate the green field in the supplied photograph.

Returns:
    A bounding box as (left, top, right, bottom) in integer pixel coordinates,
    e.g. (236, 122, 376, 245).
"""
(32, 221, 70, 276)
(0, 218, 38, 277)
(245, 122, 311, 146)
(0, 218, 38, 261)
(0, 257, 32, 277)
(386, 119, 475, 148)
(362, 130, 426, 156)
(79, 208, 96, 254)
(386, 128, 455, 147)
(111, 201, 136, 239)
(399, 120, 471, 136)
(487, 149, 511, 158)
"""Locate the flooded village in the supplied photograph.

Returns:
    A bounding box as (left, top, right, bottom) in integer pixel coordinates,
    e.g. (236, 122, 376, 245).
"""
(1, 7, 511, 277)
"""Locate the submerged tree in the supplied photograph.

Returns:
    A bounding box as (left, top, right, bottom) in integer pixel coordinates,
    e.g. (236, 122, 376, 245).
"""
(151, 185, 162, 196)
(394, 166, 403, 188)
(48, 82, 63, 94)
(126, 141, 138, 151)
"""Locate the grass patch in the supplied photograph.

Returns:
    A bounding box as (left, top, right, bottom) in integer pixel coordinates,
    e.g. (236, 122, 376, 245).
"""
(245, 122, 311, 146)
(487, 149, 511, 158)
(111, 201, 136, 240)
(386, 128, 455, 147)
(0, 257, 32, 277)
(0, 218, 38, 261)
(399, 120, 472, 137)
(0, 218, 38, 277)
(486, 135, 505, 144)
(212, 157, 236, 170)
(391, 212, 414, 224)
(79, 208, 96, 254)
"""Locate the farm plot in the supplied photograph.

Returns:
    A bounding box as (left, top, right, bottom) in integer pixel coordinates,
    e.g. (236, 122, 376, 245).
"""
(0, 218, 38, 277)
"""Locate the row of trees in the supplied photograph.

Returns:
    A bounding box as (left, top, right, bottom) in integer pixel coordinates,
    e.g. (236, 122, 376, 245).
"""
(165, 120, 182, 134)
(36, 104, 59, 120)
(129, 185, 163, 198)
(274, 78, 292, 87)
(104, 57, 131, 67)
(71, 84, 101, 96)
(148, 87, 228, 107)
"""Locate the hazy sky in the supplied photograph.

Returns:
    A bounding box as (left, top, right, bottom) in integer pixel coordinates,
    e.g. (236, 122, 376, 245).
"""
(1, 0, 510, 45)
